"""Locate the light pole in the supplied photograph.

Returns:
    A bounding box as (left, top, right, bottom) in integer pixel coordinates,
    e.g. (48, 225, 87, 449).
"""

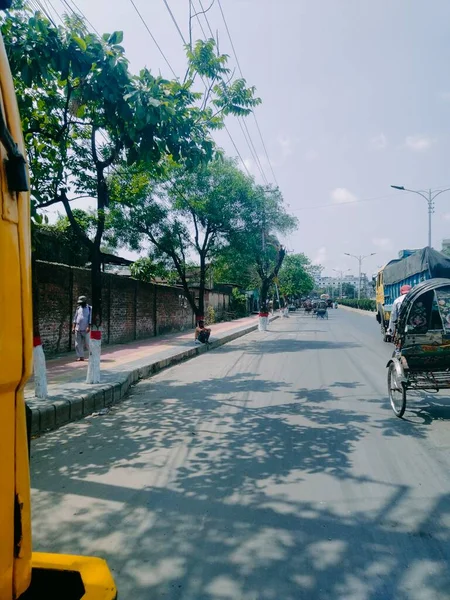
(391, 185, 450, 248)
(333, 268, 350, 298)
(344, 253, 376, 301)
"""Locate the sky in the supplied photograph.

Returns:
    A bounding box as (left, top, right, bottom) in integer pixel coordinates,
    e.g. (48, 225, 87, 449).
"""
(43, 0, 450, 278)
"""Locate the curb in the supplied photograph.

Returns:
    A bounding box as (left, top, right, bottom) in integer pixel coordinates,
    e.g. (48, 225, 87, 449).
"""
(27, 315, 278, 437)
(339, 304, 377, 318)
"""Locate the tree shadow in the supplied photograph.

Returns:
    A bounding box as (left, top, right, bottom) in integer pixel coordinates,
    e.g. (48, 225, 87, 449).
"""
(218, 340, 361, 354)
(30, 368, 450, 599)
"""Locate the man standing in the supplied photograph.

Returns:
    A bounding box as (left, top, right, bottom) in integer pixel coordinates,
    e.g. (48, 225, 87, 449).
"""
(72, 295, 91, 361)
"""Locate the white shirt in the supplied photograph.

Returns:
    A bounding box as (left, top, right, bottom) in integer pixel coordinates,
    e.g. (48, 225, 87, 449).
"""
(388, 294, 407, 334)
(73, 305, 91, 331)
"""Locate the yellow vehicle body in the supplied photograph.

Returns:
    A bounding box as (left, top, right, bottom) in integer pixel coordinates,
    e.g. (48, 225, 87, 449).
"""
(375, 265, 392, 341)
(0, 27, 116, 600)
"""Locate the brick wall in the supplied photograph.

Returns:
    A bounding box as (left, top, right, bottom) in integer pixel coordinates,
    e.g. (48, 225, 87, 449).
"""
(35, 261, 200, 356)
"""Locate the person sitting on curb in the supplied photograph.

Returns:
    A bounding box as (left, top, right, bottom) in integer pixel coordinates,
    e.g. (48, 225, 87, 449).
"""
(195, 320, 211, 345)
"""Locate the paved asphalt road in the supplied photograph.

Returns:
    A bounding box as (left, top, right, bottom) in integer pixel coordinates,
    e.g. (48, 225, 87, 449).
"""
(30, 309, 450, 600)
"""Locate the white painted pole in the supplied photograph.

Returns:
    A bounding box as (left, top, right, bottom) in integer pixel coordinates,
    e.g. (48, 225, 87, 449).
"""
(33, 336, 47, 398)
(86, 331, 101, 384)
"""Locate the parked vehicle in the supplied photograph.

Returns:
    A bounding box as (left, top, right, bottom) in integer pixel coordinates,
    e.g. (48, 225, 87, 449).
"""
(376, 248, 450, 342)
(288, 304, 296, 312)
(387, 278, 450, 418)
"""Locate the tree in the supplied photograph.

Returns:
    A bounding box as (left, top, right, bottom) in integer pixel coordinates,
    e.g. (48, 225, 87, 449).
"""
(213, 246, 259, 290)
(226, 186, 297, 317)
(130, 257, 170, 283)
(2, 7, 224, 380)
(112, 158, 256, 320)
(341, 282, 356, 298)
(278, 254, 314, 299)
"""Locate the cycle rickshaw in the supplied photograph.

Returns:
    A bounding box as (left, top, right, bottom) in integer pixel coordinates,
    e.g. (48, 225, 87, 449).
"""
(316, 299, 328, 319)
(387, 278, 450, 417)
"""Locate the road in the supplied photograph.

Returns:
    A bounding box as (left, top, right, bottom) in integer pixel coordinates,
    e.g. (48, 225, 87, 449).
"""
(30, 308, 450, 600)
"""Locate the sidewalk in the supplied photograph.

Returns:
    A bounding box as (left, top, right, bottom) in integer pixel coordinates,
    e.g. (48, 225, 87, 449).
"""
(339, 304, 376, 318)
(26, 314, 277, 436)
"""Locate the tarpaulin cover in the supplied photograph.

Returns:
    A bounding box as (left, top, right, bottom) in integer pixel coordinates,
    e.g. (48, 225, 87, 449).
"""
(383, 248, 450, 285)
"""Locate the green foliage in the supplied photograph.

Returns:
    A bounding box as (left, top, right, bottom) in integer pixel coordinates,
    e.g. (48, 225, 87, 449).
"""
(230, 287, 247, 317)
(206, 305, 216, 325)
(130, 257, 168, 283)
(213, 247, 258, 289)
(32, 222, 90, 266)
(278, 253, 314, 298)
(111, 157, 261, 316)
(3, 4, 264, 322)
(341, 282, 356, 298)
(339, 298, 376, 311)
(224, 185, 297, 309)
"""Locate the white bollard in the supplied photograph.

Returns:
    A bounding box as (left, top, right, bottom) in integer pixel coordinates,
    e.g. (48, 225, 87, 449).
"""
(86, 331, 101, 384)
(33, 336, 47, 398)
(258, 313, 269, 331)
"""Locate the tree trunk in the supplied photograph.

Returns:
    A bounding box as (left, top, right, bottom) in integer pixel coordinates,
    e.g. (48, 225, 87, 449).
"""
(258, 278, 270, 331)
(259, 278, 270, 313)
(86, 154, 106, 384)
(31, 256, 47, 398)
(198, 254, 206, 324)
(86, 241, 102, 384)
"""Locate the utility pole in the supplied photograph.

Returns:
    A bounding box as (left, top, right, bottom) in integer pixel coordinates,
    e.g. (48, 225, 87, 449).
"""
(391, 185, 450, 248)
(344, 253, 376, 301)
(333, 268, 350, 298)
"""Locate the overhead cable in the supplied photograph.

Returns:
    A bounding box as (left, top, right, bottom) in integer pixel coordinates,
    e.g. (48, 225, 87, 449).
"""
(216, 0, 279, 187)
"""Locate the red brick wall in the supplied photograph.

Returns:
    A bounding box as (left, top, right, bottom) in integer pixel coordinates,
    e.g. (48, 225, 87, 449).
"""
(155, 285, 193, 335)
(34, 261, 198, 355)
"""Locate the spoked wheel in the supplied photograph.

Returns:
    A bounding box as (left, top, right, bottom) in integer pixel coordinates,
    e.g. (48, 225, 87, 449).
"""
(388, 362, 406, 418)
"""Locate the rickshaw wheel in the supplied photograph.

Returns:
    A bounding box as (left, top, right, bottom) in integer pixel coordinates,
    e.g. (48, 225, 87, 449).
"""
(388, 362, 406, 418)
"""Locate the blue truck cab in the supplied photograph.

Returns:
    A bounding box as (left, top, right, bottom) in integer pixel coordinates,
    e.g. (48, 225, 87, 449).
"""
(376, 248, 450, 341)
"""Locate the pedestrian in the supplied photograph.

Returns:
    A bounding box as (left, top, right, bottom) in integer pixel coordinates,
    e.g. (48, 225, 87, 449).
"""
(72, 295, 91, 361)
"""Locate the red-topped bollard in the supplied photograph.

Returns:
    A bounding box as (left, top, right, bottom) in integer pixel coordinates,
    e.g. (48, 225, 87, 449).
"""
(258, 311, 269, 331)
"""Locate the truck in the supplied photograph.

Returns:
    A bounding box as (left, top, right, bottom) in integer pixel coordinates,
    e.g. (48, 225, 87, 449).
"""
(376, 247, 450, 341)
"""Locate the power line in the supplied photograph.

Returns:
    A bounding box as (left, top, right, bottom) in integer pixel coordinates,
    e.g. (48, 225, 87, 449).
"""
(61, 0, 101, 36)
(252, 116, 278, 187)
(30, 0, 58, 25)
(197, 0, 273, 186)
(161, 0, 187, 44)
(129, 0, 178, 78)
(216, 0, 279, 187)
(190, 0, 207, 39)
(224, 124, 251, 177)
(189, 0, 264, 180)
(160, 0, 251, 178)
(237, 117, 267, 184)
(241, 117, 268, 184)
(291, 192, 398, 212)
(197, 0, 215, 39)
(40, 0, 59, 22)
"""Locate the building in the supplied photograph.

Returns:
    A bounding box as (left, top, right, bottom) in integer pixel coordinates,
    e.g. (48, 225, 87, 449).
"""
(317, 273, 372, 297)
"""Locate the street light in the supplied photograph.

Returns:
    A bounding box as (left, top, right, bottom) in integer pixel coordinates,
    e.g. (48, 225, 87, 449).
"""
(333, 268, 350, 298)
(344, 253, 376, 301)
(391, 185, 450, 248)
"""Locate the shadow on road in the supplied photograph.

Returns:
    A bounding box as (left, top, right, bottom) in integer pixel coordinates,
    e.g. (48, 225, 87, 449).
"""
(217, 339, 361, 354)
(30, 367, 450, 599)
